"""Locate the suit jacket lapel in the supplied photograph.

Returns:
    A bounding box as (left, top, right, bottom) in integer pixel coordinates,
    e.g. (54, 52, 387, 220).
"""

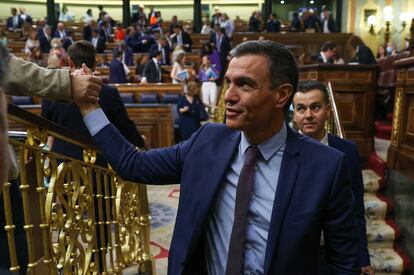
(264, 128, 300, 274)
(184, 129, 240, 262)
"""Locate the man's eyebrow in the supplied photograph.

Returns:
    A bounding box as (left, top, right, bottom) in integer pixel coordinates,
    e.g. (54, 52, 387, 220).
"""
(233, 76, 258, 87)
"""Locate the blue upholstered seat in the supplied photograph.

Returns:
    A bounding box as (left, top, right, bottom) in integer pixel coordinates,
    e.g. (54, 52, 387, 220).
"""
(139, 93, 159, 103)
(161, 93, 180, 104)
(12, 96, 33, 105)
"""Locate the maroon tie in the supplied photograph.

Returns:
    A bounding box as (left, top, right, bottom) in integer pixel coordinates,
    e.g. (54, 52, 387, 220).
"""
(226, 146, 260, 274)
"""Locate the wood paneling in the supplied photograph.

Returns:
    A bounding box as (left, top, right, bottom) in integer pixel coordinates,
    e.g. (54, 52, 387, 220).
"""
(7, 104, 174, 149)
(388, 57, 414, 180)
(299, 64, 378, 158)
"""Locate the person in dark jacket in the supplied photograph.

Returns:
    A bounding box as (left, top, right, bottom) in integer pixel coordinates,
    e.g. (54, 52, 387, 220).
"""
(177, 81, 207, 140)
(347, 35, 377, 64)
(248, 11, 261, 32)
(141, 50, 162, 83)
(265, 13, 281, 32)
(109, 51, 128, 83)
(290, 12, 301, 31)
(90, 29, 106, 53)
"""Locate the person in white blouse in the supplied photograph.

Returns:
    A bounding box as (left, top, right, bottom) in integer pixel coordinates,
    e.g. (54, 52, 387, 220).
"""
(83, 9, 94, 23)
(25, 31, 39, 54)
(59, 6, 74, 22)
(220, 13, 235, 38)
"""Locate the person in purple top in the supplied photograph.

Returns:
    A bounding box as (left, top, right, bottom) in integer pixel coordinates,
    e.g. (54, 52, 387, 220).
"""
(195, 55, 219, 113)
(200, 42, 221, 73)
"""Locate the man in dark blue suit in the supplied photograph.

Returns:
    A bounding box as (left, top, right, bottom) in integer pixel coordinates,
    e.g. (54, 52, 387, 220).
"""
(75, 41, 359, 274)
(112, 41, 134, 66)
(292, 80, 373, 275)
(53, 22, 67, 40)
(6, 7, 23, 31)
(90, 29, 106, 53)
(265, 13, 281, 32)
(210, 25, 231, 77)
(109, 51, 128, 83)
(149, 36, 171, 65)
(39, 25, 52, 53)
(41, 40, 144, 162)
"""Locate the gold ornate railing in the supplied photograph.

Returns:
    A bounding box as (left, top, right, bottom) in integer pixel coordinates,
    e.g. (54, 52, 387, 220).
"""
(3, 104, 152, 274)
(326, 82, 345, 138)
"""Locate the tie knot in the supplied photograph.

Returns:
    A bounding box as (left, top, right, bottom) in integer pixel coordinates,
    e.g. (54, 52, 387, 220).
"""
(244, 146, 260, 165)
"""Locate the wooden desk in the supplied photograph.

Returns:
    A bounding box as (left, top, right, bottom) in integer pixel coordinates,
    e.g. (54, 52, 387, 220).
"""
(388, 57, 414, 180)
(109, 83, 183, 102)
(299, 64, 378, 158)
(232, 32, 353, 60)
(7, 41, 25, 53)
(8, 103, 174, 148)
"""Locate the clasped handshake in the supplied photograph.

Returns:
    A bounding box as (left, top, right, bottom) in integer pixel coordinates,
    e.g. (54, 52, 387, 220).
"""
(71, 63, 102, 116)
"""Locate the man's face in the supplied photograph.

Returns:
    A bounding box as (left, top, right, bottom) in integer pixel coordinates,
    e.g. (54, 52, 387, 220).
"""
(11, 8, 16, 16)
(293, 89, 331, 140)
(58, 23, 64, 30)
(224, 54, 280, 137)
(325, 47, 336, 60)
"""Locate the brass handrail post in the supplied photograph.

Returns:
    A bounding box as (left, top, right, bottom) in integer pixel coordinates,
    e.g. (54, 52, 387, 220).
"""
(2, 181, 20, 273)
(327, 82, 345, 139)
(17, 144, 37, 273)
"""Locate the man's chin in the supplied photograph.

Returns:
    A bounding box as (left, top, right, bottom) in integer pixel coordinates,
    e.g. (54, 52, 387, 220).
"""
(225, 120, 242, 130)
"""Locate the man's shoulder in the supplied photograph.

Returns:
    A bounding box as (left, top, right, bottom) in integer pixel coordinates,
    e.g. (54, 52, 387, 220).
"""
(291, 130, 344, 161)
(328, 134, 358, 153)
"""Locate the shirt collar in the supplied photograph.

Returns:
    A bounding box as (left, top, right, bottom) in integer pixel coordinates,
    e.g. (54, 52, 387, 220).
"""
(298, 130, 329, 146)
(320, 51, 328, 63)
(240, 123, 287, 162)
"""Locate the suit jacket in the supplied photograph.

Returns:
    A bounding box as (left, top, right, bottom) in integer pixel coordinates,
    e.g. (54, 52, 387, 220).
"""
(6, 16, 23, 30)
(171, 31, 193, 52)
(210, 33, 231, 66)
(328, 134, 370, 266)
(91, 36, 106, 53)
(149, 43, 171, 65)
(4, 54, 72, 101)
(112, 47, 134, 66)
(109, 59, 127, 83)
(41, 85, 144, 167)
(39, 35, 52, 53)
(352, 45, 377, 65)
(92, 123, 359, 274)
(83, 25, 93, 41)
(142, 59, 161, 83)
(265, 19, 281, 32)
(53, 30, 67, 40)
(62, 37, 74, 51)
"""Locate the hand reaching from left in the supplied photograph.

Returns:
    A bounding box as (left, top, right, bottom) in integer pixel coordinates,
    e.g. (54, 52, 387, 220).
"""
(72, 63, 101, 117)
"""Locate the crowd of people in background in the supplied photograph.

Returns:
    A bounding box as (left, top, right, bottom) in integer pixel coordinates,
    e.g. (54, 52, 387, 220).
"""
(1, 3, 409, 139)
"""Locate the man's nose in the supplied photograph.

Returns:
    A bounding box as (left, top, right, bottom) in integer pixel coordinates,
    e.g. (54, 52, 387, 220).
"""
(305, 108, 313, 119)
(224, 83, 238, 104)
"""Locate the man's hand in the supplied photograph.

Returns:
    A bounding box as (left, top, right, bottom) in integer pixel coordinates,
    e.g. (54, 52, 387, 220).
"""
(71, 64, 102, 104)
(72, 64, 101, 116)
(361, 265, 374, 275)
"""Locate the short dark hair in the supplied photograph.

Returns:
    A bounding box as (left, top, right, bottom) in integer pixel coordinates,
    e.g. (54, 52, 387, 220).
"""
(295, 80, 330, 105)
(321, 41, 336, 52)
(150, 50, 161, 59)
(230, 40, 299, 111)
(67, 40, 96, 68)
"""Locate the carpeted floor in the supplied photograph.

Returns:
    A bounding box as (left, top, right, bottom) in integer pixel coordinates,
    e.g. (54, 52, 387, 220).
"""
(148, 184, 180, 275)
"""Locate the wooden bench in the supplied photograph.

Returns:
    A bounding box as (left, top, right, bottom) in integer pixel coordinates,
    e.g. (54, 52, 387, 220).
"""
(109, 83, 183, 103)
(231, 32, 353, 60)
(5, 31, 22, 41)
(299, 64, 378, 158)
(7, 41, 25, 53)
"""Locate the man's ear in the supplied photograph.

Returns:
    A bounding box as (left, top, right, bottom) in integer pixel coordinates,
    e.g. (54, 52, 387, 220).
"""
(275, 83, 293, 108)
(68, 57, 74, 70)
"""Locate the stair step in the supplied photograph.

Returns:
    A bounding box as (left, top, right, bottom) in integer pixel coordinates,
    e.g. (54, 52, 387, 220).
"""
(370, 248, 405, 273)
(365, 193, 393, 221)
(363, 169, 382, 193)
(375, 121, 392, 140)
(367, 220, 399, 245)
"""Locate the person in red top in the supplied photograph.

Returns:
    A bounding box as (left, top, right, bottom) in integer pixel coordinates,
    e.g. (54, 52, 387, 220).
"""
(114, 23, 126, 41)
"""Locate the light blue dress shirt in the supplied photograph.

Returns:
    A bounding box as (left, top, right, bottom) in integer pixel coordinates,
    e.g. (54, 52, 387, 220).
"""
(205, 123, 287, 274)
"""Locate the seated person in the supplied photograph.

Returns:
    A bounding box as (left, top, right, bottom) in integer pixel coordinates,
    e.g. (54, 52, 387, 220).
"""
(312, 41, 337, 64)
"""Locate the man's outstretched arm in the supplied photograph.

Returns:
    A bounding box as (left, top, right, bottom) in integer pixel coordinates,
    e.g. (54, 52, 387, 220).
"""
(4, 54, 102, 103)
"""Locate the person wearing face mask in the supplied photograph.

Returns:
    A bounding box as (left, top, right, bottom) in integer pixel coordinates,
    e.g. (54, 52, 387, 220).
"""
(386, 42, 396, 56)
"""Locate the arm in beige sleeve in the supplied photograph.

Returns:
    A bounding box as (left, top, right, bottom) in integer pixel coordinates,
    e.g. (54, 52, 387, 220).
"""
(0, 91, 9, 187)
(4, 54, 72, 101)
